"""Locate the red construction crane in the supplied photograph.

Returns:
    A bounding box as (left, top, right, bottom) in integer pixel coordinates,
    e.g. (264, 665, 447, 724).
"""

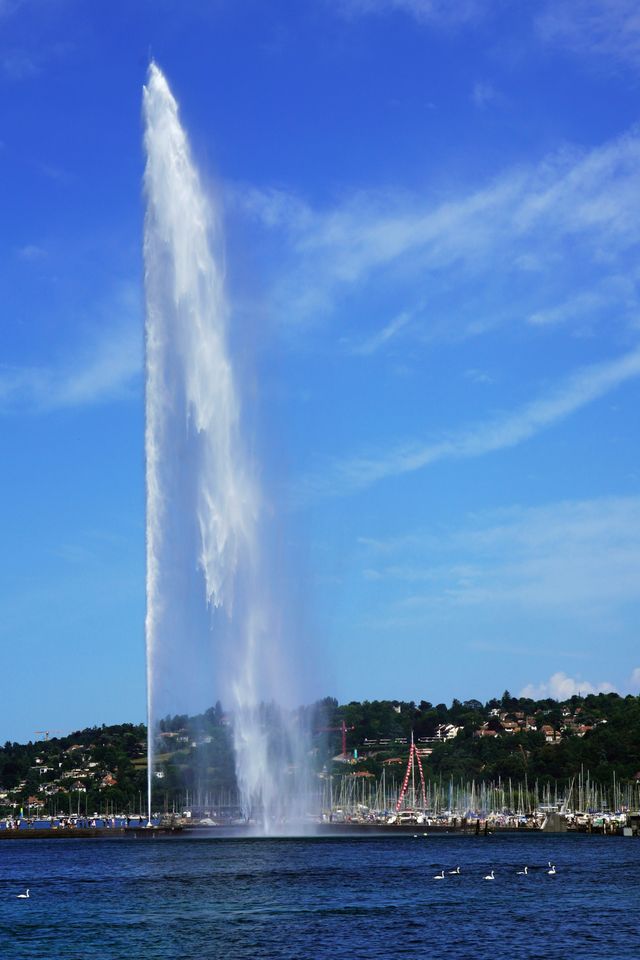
(318, 719, 355, 759)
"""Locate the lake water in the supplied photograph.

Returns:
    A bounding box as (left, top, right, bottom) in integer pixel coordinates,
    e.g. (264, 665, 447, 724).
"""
(0, 833, 638, 959)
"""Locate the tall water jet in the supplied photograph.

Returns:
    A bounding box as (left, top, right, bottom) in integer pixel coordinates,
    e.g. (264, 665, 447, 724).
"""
(142, 64, 311, 831)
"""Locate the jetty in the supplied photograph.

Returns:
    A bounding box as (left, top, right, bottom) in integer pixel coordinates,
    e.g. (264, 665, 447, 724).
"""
(0, 817, 182, 840)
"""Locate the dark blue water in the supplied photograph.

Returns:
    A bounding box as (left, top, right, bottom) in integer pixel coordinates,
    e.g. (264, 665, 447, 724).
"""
(1, 834, 638, 959)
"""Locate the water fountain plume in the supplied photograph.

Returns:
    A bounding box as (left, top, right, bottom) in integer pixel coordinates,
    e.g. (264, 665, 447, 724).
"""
(143, 63, 311, 832)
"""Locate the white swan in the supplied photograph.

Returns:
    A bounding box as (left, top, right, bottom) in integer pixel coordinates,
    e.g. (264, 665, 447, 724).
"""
(548, 864, 556, 875)
(483, 870, 495, 881)
(448, 866, 460, 875)
(433, 870, 445, 880)
(517, 867, 528, 875)
(17, 889, 29, 899)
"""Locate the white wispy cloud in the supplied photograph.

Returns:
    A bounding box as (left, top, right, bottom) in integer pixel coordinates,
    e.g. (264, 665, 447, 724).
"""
(536, 0, 640, 70)
(336, 0, 640, 75)
(336, 0, 484, 26)
(630, 667, 640, 691)
(527, 290, 610, 327)
(1, 49, 39, 80)
(350, 311, 411, 355)
(17, 243, 46, 261)
(464, 368, 494, 385)
(449, 496, 640, 612)
(38, 162, 72, 183)
(0, 285, 142, 413)
(520, 672, 616, 699)
(296, 345, 640, 501)
(471, 81, 497, 108)
(0, 327, 141, 412)
(358, 496, 640, 639)
(0, 0, 25, 20)
(238, 125, 640, 336)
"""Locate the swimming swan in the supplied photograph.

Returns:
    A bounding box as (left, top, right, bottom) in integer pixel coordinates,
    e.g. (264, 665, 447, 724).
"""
(517, 867, 528, 875)
(483, 870, 495, 881)
(17, 889, 29, 899)
(547, 865, 556, 875)
(448, 867, 460, 875)
(433, 870, 445, 880)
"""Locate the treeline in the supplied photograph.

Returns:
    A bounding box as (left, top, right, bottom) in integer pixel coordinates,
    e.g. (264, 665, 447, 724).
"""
(0, 723, 147, 815)
(1, 691, 639, 814)
(320, 691, 640, 784)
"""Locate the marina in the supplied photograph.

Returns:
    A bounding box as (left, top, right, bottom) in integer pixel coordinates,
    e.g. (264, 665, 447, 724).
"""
(2, 808, 638, 839)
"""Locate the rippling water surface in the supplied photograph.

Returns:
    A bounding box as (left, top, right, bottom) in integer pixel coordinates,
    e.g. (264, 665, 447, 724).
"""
(0, 834, 637, 959)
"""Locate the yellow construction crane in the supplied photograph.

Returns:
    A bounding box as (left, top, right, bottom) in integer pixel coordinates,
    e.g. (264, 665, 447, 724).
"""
(34, 730, 63, 741)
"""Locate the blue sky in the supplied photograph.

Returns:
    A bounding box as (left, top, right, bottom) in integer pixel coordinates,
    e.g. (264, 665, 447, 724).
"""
(2, 0, 640, 742)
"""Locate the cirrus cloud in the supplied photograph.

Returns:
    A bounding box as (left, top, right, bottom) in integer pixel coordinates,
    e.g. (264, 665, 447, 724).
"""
(0, 284, 142, 414)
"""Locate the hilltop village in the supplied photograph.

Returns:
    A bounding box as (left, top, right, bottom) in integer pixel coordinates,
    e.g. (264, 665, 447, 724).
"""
(1, 691, 639, 819)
